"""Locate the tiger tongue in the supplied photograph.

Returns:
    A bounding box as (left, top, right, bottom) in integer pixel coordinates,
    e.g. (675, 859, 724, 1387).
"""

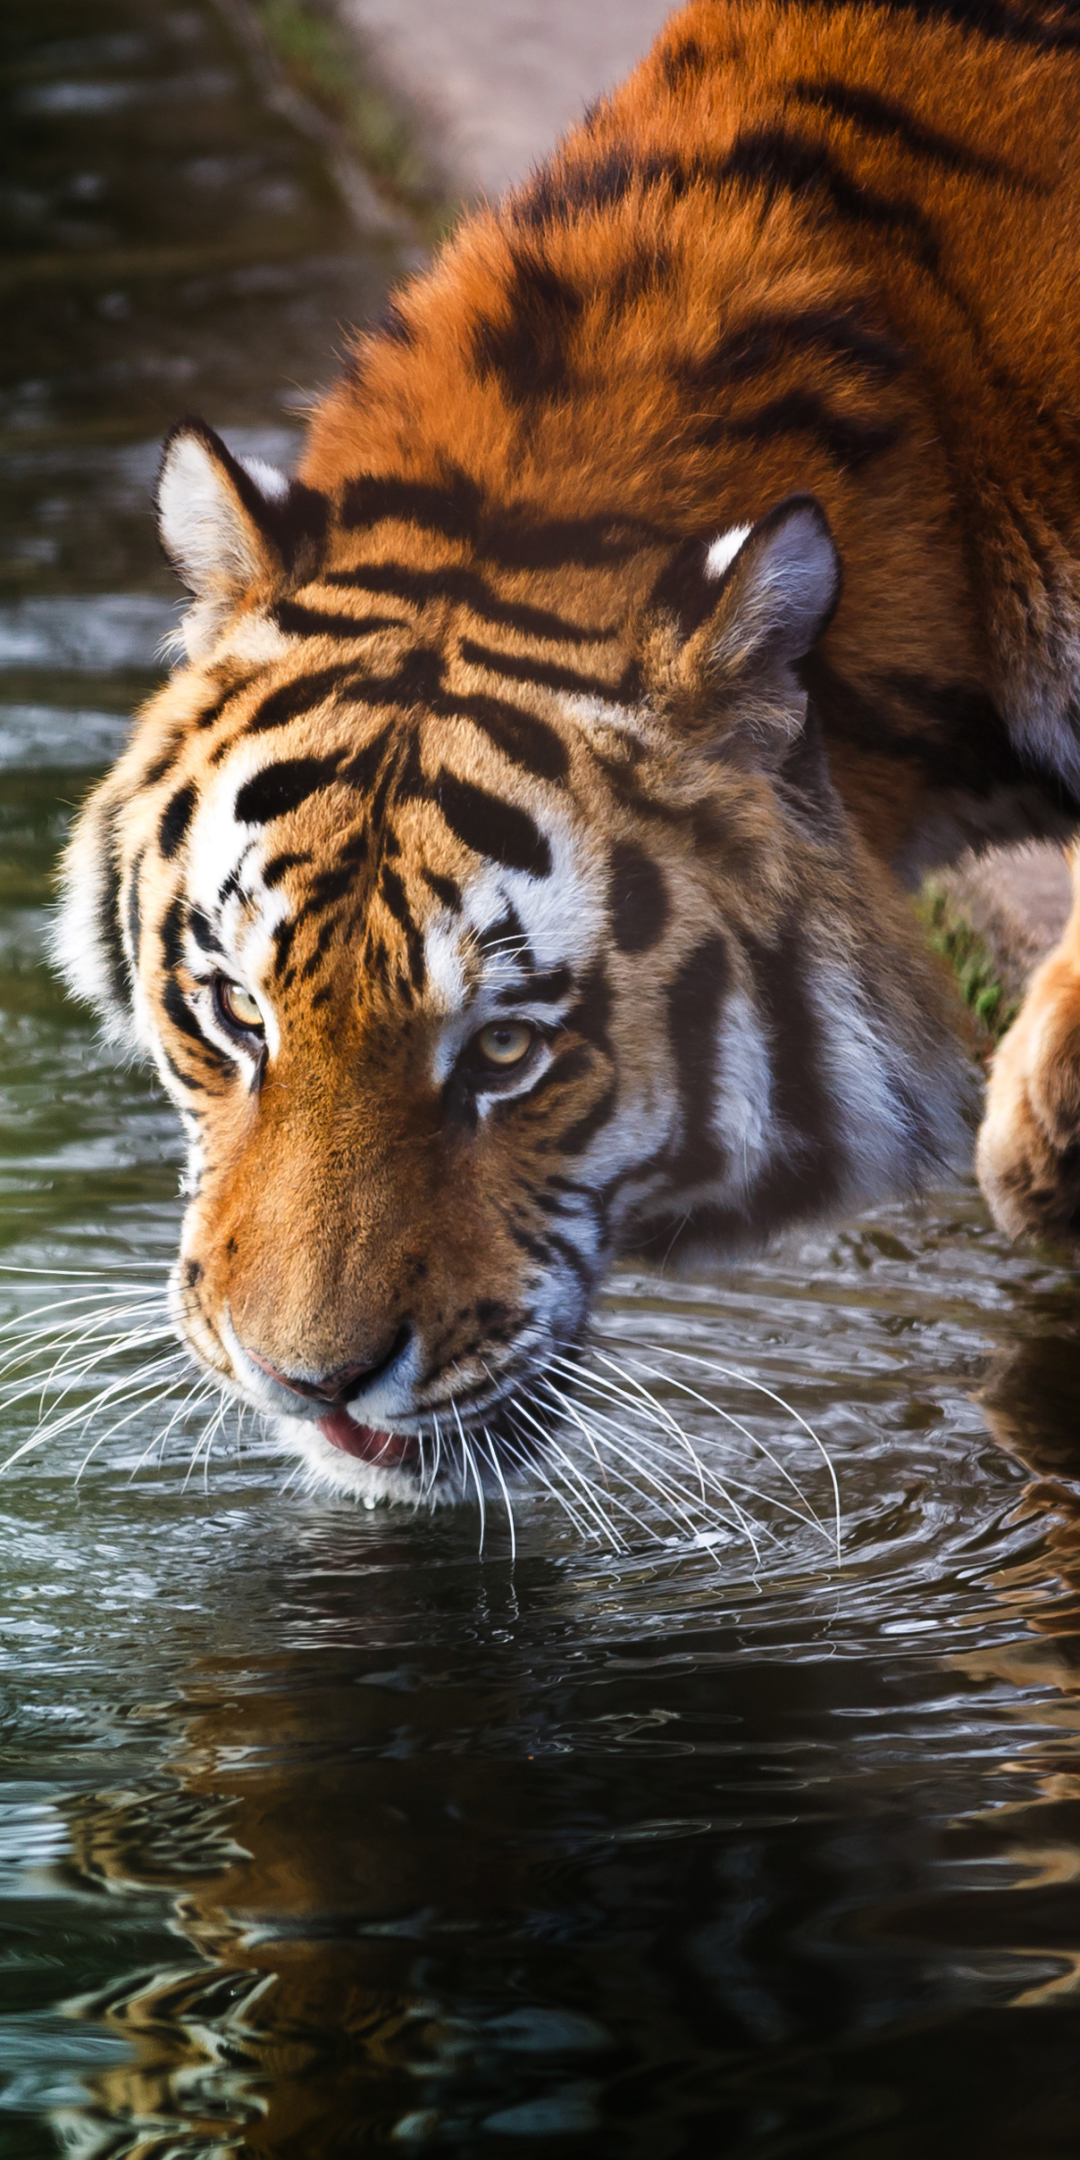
(317, 1410, 412, 1464)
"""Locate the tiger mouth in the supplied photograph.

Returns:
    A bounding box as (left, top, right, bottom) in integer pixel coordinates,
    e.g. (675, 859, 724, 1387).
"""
(316, 1410, 418, 1466)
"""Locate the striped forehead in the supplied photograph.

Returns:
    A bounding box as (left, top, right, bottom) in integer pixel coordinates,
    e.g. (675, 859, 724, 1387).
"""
(173, 705, 605, 1006)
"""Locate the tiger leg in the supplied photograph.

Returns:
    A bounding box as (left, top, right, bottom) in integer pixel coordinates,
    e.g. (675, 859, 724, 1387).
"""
(977, 839, 1080, 1242)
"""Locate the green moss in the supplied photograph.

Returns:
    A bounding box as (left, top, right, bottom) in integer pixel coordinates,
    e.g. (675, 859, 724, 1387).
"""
(914, 880, 1018, 1045)
(253, 0, 453, 234)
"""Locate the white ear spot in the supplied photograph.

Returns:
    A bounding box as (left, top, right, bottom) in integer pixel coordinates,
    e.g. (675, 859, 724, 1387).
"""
(241, 455, 289, 501)
(705, 523, 752, 580)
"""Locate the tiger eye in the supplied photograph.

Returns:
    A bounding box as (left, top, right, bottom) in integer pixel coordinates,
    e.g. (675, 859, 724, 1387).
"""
(217, 978, 264, 1034)
(474, 1021, 534, 1070)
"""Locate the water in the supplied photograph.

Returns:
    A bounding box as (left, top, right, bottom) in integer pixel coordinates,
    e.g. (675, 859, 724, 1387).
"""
(5, 1, 1080, 2151)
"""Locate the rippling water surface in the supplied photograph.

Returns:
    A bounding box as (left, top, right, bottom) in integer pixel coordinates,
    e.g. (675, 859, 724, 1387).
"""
(6, 3, 1080, 2152)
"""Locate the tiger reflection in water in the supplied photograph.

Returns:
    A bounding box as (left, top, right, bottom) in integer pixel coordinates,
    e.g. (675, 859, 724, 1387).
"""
(51, 1330, 1080, 2152)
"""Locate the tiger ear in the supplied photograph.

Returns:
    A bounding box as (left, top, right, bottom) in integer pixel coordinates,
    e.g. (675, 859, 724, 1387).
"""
(654, 495, 841, 763)
(155, 418, 291, 661)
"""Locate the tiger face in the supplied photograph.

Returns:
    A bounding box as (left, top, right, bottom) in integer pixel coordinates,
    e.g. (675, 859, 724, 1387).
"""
(56, 424, 971, 1500)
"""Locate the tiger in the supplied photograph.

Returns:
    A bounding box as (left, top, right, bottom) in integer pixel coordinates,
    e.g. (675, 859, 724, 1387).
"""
(54, 0, 1080, 1504)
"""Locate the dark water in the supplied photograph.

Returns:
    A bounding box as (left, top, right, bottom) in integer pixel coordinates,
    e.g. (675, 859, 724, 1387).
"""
(5, 3, 1080, 2152)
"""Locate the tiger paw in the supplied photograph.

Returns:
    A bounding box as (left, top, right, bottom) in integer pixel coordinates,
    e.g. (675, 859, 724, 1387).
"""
(977, 948, 1080, 1242)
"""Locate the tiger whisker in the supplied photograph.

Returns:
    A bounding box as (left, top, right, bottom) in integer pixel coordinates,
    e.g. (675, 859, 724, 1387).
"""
(184, 1394, 229, 1491)
(512, 1393, 631, 1549)
(0, 1304, 173, 1383)
(127, 1378, 215, 1480)
(500, 1427, 599, 1544)
(555, 1411, 728, 1558)
(542, 1372, 760, 1555)
(548, 1355, 764, 1555)
(452, 1401, 486, 1552)
(75, 1372, 194, 1484)
(591, 1348, 833, 1545)
(0, 1350, 189, 1479)
(27, 1314, 177, 1419)
(0, 1287, 169, 1347)
(552, 1361, 815, 1542)
(68, 1356, 195, 1479)
(481, 1426, 518, 1561)
(594, 1337, 842, 1562)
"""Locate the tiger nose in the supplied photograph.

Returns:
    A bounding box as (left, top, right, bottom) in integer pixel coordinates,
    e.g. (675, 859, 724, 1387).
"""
(247, 1326, 411, 1408)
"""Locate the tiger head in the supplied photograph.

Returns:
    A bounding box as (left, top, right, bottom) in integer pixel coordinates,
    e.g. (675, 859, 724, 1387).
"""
(56, 422, 972, 1501)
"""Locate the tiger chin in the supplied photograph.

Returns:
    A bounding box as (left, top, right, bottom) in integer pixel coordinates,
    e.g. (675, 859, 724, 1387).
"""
(53, 0, 1080, 1503)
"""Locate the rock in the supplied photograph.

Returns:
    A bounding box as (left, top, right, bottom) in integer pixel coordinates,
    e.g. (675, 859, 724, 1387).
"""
(333, 0, 674, 202)
(935, 844, 1072, 1013)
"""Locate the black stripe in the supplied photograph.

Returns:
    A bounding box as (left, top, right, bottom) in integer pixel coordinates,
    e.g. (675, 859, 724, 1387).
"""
(263, 850, 312, 888)
(388, 727, 431, 807)
(272, 600, 403, 640)
(804, 652, 1053, 800)
(556, 1078, 618, 1157)
(341, 721, 396, 796)
(161, 975, 222, 1061)
(743, 922, 841, 1226)
(142, 731, 184, 788)
(235, 754, 343, 826)
(158, 782, 197, 861)
(421, 867, 461, 910)
(477, 903, 532, 966)
(271, 917, 296, 979)
(340, 470, 484, 541)
(296, 862, 357, 918)
(513, 148, 686, 227)
(323, 559, 617, 646)
(458, 637, 638, 707)
(339, 468, 657, 570)
(245, 666, 350, 736)
(527, 131, 947, 279)
(159, 1044, 220, 1095)
(700, 388, 904, 470)
(299, 914, 340, 982)
(159, 897, 186, 973)
(789, 77, 1041, 187)
(609, 842, 669, 955)
(506, 1218, 593, 1290)
(666, 935, 730, 1184)
(495, 965, 572, 1006)
(784, 0, 1080, 54)
(436, 770, 552, 877)
(188, 906, 226, 959)
(370, 298, 414, 347)
(378, 860, 426, 990)
(683, 305, 910, 395)
(723, 125, 946, 271)
(194, 685, 243, 731)
(472, 247, 584, 406)
(98, 839, 128, 1011)
(567, 964, 612, 1056)
(449, 690, 569, 783)
(660, 33, 706, 88)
